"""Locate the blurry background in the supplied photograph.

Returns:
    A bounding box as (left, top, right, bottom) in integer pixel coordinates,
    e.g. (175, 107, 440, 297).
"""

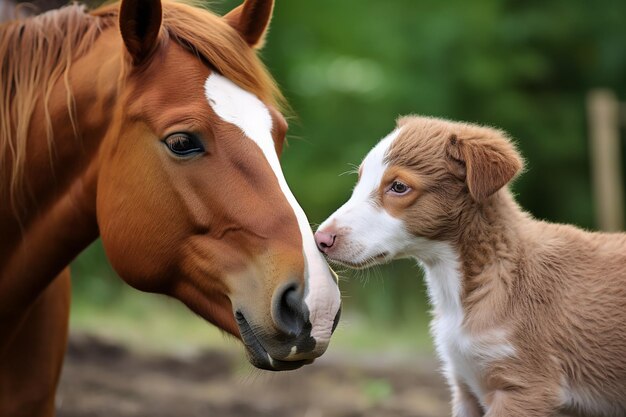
(71, 0, 626, 353)
(4, 0, 626, 415)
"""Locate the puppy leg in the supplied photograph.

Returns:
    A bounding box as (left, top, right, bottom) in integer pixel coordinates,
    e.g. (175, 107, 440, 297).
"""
(452, 380, 483, 417)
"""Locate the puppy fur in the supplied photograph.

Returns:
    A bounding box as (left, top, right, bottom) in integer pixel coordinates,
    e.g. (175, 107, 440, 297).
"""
(317, 116, 626, 417)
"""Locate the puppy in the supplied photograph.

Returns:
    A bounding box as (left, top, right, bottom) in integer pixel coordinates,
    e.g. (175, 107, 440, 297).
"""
(315, 116, 626, 417)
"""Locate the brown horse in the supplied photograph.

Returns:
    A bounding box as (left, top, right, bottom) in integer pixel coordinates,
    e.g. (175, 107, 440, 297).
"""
(0, 0, 342, 415)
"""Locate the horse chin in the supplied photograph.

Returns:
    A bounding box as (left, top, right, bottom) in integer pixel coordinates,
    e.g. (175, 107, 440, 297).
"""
(245, 347, 314, 372)
(235, 311, 314, 371)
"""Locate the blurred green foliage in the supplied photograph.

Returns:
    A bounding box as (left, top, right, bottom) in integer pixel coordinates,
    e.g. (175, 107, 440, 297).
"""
(361, 378, 394, 405)
(73, 0, 626, 344)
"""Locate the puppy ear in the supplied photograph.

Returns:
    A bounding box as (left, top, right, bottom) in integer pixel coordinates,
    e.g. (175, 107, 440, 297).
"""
(224, 0, 274, 49)
(119, 0, 162, 65)
(445, 129, 523, 202)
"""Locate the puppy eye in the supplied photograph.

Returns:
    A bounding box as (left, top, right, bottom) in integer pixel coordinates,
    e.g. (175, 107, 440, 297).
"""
(389, 180, 411, 195)
(164, 133, 204, 156)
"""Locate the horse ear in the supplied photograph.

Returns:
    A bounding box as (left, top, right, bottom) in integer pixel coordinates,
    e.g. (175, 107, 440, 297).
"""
(119, 0, 162, 65)
(445, 129, 523, 202)
(224, 0, 274, 49)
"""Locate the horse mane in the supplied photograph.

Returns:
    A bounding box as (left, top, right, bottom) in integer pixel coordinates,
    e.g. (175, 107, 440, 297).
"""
(0, 4, 106, 212)
(0, 1, 284, 213)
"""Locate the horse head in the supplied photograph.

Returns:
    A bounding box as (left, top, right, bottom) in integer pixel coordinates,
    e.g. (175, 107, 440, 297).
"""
(94, 0, 341, 370)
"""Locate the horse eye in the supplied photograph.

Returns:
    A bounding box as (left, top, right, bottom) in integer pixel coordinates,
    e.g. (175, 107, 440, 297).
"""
(389, 180, 410, 195)
(164, 133, 204, 156)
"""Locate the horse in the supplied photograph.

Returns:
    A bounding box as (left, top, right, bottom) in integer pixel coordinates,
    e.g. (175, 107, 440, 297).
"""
(0, 0, 342, 415)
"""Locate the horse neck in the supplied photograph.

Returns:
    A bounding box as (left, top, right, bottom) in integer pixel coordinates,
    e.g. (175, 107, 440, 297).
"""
(0, 26, 122, 320)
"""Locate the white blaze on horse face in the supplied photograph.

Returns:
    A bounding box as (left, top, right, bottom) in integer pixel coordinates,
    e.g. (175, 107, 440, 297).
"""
(319, 128, 414, 263)
(204, 73, 340, 347)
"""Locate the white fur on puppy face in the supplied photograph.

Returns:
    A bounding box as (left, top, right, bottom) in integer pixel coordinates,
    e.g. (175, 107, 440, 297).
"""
(317, 129, 416, 266)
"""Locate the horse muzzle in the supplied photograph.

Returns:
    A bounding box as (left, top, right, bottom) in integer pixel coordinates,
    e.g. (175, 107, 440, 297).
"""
(235, 311, 311, 371)
(234, 288, 342, 371)
(229, 251, 342, 371)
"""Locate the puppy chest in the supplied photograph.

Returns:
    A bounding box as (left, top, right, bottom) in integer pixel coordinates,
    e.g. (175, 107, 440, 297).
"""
(433, 316, 516, 401)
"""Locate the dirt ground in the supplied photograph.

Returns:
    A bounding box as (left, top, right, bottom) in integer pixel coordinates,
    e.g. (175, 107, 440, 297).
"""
(57, 333, 450, 417)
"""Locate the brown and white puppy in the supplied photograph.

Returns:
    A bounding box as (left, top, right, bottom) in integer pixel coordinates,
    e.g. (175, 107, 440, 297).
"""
(315, 116, 626, 417)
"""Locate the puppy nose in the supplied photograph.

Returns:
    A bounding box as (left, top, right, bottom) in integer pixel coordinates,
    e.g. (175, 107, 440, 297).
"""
(315, 230, 336, 252)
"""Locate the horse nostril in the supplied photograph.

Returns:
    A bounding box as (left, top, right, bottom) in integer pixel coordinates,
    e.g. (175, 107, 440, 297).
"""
(272, 281, 306, 337)
(314, 231, 336, 252)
